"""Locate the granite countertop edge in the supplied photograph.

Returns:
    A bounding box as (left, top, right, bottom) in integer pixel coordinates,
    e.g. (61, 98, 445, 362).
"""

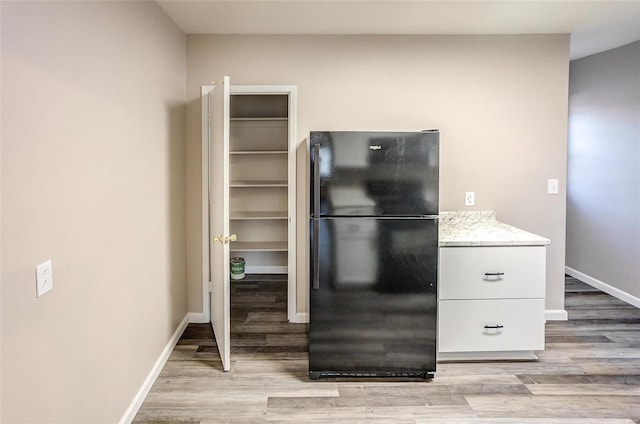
(438, 211, 551, 247)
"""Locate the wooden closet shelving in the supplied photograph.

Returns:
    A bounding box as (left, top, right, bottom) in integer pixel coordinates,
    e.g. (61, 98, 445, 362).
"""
(229, 94, 289, 274)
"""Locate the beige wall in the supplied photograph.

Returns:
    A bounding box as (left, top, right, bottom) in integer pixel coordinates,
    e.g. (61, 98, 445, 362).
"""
(186, 35, 569, 316)
(1, 2, 186, 422)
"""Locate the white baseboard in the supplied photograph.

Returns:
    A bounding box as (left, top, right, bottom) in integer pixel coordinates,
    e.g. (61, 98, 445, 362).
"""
(119, 313, 189, 424)
(545, 309, 568, 321)
(566, 266, 640, 309)
(188, 312, 208, 324)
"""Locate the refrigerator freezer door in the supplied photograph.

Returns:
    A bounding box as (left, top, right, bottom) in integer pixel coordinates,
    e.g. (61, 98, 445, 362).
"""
(310, 131, 439, 217)
(309, 217, 438, 378)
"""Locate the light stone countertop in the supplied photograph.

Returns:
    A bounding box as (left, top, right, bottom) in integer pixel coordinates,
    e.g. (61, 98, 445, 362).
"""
(439, 211, 551, 247)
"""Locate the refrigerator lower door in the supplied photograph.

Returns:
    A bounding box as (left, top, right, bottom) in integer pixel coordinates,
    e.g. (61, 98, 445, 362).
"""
(309, 217, 438, 379)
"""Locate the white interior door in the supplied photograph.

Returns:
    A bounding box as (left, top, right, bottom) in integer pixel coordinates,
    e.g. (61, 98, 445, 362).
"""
(209, 76, 231, 371)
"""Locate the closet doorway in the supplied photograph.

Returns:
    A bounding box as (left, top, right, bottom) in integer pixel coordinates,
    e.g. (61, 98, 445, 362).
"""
(202, 77, 298, 370)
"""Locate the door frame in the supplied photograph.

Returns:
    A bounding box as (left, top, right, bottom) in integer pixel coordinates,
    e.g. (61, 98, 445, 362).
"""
(201, 83, 302, 323)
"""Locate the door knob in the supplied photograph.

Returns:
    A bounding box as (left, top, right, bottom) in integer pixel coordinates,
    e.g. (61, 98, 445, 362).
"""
(213, 234, 237, 244)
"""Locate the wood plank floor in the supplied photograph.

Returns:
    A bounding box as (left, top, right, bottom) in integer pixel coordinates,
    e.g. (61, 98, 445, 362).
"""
(134, 275, 640, 423)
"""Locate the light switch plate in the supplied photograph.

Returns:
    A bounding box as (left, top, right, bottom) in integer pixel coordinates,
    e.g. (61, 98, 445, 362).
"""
(547, 179, 559, 195)
(36, 260, 53, 297)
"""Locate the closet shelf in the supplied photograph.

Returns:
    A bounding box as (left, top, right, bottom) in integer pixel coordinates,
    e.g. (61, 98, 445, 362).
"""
(230, 180, 287, 188)
(231, 211, 288, 220)
(230, 117, 288, 122)
(230, 150, 287, 155)
(231, 241, 288, 252)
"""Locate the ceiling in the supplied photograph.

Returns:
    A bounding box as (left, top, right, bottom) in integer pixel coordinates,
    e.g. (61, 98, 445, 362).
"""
(156, 1, 640, 60)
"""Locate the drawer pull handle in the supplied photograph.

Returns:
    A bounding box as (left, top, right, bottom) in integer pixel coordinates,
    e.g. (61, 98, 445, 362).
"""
(484, 324, 504, 329)
(484, 272, 505, 281)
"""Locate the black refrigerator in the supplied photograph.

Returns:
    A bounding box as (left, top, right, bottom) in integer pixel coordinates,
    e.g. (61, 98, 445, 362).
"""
(309, 130, 439, 380)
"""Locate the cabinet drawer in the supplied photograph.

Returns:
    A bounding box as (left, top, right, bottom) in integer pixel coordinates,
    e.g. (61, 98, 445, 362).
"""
(439, 246, 545, 300)
(438, 299, 545, 353)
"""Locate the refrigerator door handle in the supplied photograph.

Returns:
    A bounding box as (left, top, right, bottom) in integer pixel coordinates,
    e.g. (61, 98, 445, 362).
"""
(312, 143, 320, 290)
(313, 219, 319, 290)
(313, 143, 320, 219)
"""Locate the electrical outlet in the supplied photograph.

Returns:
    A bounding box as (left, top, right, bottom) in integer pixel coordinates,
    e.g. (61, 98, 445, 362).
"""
(547, 179, 559, 195)
(36, 260, 53, 298)
(465, 192, 475, 206)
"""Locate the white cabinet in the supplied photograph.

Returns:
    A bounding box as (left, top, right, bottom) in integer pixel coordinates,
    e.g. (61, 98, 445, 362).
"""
(438, 246, 546, 360)
(229, 94, 292, 274)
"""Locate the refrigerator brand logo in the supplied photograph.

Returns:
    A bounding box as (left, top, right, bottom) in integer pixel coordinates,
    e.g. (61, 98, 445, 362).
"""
(369, 145, 382, 151)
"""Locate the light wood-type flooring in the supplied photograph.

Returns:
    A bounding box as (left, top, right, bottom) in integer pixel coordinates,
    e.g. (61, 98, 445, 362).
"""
(134, 275, 640, 423)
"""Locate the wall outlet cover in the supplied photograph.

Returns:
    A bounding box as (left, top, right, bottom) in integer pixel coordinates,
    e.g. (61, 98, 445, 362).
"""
(36, 260, 53, 298)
